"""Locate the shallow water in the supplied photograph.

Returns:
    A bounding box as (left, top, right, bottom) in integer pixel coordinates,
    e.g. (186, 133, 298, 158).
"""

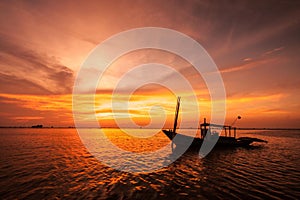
(0, 128, 299, 199)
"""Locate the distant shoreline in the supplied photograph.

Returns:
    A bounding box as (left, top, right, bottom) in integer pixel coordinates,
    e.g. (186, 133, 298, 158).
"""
(0, 127, 300, 130)
(237, 128, 300, 131)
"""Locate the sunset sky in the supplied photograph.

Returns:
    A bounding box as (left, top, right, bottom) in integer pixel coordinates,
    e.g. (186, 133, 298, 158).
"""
(0, 0, 299, 128)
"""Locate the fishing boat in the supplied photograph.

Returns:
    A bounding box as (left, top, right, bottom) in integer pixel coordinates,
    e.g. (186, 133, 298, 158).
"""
(162, 97, 267, 151)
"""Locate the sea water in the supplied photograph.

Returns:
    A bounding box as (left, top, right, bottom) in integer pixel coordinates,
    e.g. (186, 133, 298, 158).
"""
(0, 128, 299, 199)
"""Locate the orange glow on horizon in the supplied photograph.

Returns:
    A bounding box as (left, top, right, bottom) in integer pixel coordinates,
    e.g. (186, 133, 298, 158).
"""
(0, 88, 298, 128)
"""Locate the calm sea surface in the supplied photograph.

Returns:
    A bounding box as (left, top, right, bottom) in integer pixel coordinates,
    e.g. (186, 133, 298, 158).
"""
(0, 128, 299, 199)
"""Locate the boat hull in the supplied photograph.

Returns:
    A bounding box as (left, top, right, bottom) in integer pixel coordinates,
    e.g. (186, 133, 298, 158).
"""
(162, 130, 264, 151)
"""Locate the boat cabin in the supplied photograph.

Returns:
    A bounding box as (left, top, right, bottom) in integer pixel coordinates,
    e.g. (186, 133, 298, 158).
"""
(200, 118, 237, 139)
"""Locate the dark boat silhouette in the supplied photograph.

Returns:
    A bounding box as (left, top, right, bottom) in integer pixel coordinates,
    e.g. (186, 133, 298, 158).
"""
(162, 97, 267, 151)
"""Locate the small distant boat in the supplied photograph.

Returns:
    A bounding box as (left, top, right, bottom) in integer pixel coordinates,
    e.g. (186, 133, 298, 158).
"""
(162, 97, 267, 151)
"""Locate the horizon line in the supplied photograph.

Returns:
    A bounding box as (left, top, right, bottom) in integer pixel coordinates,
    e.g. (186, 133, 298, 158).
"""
(1, 126, 300, 131)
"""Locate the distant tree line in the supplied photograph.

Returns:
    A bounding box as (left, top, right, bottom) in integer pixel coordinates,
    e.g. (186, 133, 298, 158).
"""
(31, 124, 43, 128)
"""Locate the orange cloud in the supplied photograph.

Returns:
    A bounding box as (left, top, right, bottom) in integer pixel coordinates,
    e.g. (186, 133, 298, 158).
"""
(220, 57, 278, 73)
(0, 93, 72, 111)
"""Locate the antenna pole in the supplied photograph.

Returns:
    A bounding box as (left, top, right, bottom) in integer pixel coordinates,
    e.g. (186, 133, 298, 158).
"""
(231, 116, 241, 126)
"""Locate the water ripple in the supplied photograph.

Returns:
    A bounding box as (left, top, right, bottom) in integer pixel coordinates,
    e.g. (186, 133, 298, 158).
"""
(0, 129, 299, 199)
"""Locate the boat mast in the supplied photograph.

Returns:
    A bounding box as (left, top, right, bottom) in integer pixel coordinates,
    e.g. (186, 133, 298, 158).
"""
(173, 96, 181, 134)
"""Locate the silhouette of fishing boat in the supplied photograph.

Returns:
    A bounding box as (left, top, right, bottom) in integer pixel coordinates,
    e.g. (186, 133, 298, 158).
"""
(162, 97, 267, 151)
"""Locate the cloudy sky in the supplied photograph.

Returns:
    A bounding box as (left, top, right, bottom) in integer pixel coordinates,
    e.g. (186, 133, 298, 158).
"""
(0, 0, 299, 128)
